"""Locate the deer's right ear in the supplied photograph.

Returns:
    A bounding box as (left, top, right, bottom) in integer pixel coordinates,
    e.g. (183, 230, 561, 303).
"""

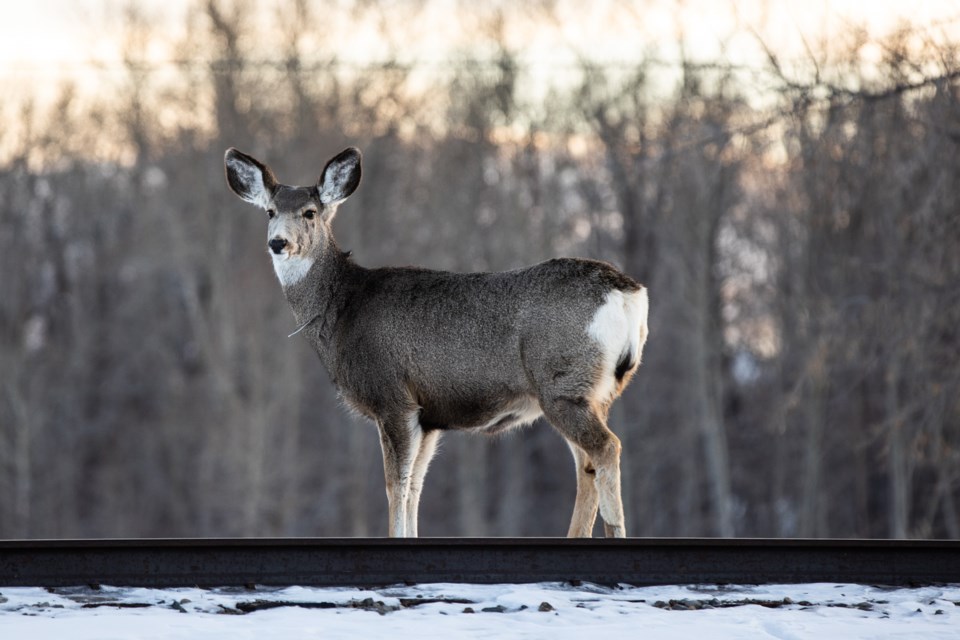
(224, 148, 277, 210)
(318, 147, 362, 205)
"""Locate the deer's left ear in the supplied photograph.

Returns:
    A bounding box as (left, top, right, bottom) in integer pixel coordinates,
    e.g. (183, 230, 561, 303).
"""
(225, 148, 278, 210)
(318, 147, 362, 205)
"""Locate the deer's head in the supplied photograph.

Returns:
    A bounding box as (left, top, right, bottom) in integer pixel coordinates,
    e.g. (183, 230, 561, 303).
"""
(224, 147, 361, 285)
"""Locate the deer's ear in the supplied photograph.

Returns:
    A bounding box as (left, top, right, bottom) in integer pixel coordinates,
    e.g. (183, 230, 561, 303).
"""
(318, 147, 362, 205)
(224, 148, 277, 209)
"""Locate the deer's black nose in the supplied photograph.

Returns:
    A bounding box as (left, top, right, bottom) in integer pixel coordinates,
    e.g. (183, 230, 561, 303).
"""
(269, 237, 288, 254)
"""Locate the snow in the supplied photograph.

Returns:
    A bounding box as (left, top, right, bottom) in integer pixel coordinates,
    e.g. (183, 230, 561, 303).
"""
(2, 581, 959, 639)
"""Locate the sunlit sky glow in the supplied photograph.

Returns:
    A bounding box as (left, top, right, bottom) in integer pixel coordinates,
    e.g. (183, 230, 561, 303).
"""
(1, 0, 958, 108)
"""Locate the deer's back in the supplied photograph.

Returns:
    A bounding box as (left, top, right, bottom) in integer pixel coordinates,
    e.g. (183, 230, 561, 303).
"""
(329, 257, 641, 428)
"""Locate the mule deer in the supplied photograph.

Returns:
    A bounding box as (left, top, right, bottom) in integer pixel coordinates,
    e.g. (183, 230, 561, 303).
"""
(224, 146, 648, 537)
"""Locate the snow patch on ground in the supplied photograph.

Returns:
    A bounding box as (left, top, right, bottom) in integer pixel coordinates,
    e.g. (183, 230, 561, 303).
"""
(2, 582, 959, 639)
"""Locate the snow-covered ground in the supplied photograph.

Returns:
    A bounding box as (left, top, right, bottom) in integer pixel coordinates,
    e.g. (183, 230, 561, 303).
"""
(2, 581, 959, 639)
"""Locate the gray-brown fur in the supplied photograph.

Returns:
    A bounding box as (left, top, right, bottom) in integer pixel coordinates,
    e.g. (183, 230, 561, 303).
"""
(224, 146, 649, 537)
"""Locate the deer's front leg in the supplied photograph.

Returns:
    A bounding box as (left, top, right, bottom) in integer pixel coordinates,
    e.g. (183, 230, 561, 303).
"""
(405, 429, 440, 537)
(376, 414, 423, 537)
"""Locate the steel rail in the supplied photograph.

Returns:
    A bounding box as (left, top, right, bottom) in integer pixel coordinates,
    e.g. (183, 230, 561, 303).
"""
(1, 538, 958, 588)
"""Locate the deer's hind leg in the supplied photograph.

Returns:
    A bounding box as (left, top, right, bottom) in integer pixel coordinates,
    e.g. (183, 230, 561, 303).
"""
(542, 398, 625, 538)
(566, 441, 600, 537)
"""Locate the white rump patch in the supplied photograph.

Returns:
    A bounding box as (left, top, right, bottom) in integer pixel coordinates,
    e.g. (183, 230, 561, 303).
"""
(271, 253, 314, 287)
(587, 288, 649, 402)
(625, 287, 649, 365)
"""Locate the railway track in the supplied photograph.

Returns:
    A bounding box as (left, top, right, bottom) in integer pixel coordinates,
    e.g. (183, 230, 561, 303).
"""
(1, 538, 958, 588)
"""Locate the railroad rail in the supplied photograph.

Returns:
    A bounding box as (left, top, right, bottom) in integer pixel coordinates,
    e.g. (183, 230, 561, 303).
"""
(1, 538, 958, 588)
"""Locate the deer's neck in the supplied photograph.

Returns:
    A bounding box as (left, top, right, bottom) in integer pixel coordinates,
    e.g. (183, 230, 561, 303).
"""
(280, 243, 360, 357)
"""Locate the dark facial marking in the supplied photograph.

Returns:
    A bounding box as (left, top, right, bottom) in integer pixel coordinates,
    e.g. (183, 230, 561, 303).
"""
(272, 185, 319, 214)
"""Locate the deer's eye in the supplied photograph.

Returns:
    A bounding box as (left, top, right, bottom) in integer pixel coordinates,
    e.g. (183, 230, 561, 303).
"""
(267, 209, 277, 219)
(303, 209, 316, 220)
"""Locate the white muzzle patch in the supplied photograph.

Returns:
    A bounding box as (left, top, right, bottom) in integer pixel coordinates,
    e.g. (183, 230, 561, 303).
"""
(271, 252, 314, 287)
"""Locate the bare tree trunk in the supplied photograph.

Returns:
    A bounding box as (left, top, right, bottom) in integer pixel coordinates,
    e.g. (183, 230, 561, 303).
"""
(13, 397, 32, 538)
(693, 224, 734, 537)
(696, 374, 734, 536)
(276, 356, 304, 536)
(496, 436, 527, 535)
(241, 406, 267, 537)
(346, 424, 371, 536)
(455, 436, 488, 536)
(886, 358, 909, 538)
(800, 345, 827, 537)
(3, 376, 33, 538)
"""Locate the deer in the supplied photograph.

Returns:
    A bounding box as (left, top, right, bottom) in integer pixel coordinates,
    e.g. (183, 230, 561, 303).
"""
(224, 146, 649, 538)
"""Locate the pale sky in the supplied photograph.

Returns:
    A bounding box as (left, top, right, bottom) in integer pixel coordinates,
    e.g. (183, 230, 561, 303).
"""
(4, 1, 959, 64)
(1, 0, 958, 102)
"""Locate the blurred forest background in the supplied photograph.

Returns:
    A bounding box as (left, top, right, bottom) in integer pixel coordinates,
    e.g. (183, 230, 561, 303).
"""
(1, 0, 959, 539)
